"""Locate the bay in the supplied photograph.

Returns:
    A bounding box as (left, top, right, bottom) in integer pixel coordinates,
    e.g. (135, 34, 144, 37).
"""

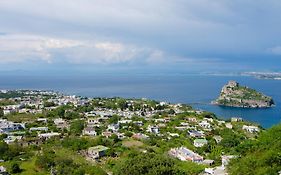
(0, 74, 280, 128)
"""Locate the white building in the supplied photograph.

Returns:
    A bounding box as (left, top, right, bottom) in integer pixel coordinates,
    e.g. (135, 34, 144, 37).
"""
(225, 123, 233, 129)
(194, 139, 208, 147)
(88, 145, 109, 159)
(83, 127, 97, 136)
(147, 125, 160, 134)
(199, 121, 211, 129)
(118, 120, 132, 124)
(39, 132, 60, 139)
(54, 118, 68, 129)
(107, 124, 119, 132)
(169, 147, 203, 163)
(0, 119, 25, 133)
(213, 135, 223, 143)
(29, 127, 48, 132)
(4, 136, 23, 144)
(242, 125, 260, 133)
(0, 166, 7, 174)
(222, 155, 236, 167)
(231, 117, 243, 122)
(37, 118, 48, 123)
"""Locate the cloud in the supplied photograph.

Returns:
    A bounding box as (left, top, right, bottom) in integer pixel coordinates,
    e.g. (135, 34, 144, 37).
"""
(146, 50, 165, 64)
(0, 34, 165, 65)
(0, 34, 85, 63)
(0, 33, 231, 71)
(1, 0, 279, 52)
(1, 1, 281, 71)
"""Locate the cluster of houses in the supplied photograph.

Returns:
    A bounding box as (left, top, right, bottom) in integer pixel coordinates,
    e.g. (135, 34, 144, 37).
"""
(0, 90, 262, 174)
(169, 146, 237, 175)
(85, 107, 167, 119)
(1, 90, 90, 116)
(0, 119, 25, 134)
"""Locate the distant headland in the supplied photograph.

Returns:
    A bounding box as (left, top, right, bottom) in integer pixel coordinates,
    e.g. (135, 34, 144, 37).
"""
(212, 81, 274, 108)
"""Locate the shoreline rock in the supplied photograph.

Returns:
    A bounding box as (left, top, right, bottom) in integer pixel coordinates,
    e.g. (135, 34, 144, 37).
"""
(213, 81, 274, 108)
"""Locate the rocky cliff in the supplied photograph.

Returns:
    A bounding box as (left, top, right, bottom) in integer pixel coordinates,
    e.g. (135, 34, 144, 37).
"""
(213, 81, 274, 108)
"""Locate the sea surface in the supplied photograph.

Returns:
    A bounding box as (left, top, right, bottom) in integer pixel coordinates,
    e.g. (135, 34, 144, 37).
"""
(0, 74, 280, 128)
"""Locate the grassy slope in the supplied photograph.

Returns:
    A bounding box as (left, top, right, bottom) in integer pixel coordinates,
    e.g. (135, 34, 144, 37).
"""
(228, 123, 281, 175)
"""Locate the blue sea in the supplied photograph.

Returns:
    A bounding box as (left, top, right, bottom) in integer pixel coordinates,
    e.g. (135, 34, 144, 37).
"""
(0, 74, 280, 128)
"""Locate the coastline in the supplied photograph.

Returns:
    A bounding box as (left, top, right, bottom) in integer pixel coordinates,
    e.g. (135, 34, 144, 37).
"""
(211, 100, 275, 109)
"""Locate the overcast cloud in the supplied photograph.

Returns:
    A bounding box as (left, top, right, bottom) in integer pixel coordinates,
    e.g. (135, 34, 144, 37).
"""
(0, 0, 281, 73)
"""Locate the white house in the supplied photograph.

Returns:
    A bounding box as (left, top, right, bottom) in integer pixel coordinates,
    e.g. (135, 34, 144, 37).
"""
(133, 121, 143, 126)
(188, 117, 197, 123)
(169, 147, 203, 163)
(194, 138, 208, 147)
(168, 133, 180, 137)
(107, 124, 119, 132)
(188, 130, 205, 138)
(132, 133, 149, 140)
(87, 118, 99, 125)
(39, 132, 60, 139)
(222, 155, 236, 167)
(147, 125, 160, 134)
(83, 127, 97, 136)
(225, 123, 233, 129)
(54, 118, 68, 129)
(88, 145, 109, 159)
(37, 118, 48, 123)
(199, 121, 211, 129)
(231, 117, 243, 122)
(242, 125, 260, 133)
(213, 135, 223, 143)
(0, 166, 7, 174)
(29, 127, 48, 132)
(102, 131, 113, 138)
(0, 119, 25, 133)
(118, 120, 132, 124)
(4, 136, 23, 144)
(155, 119, 165, 123)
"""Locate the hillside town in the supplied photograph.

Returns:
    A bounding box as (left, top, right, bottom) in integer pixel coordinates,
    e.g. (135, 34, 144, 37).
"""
(0, 90, 262, 175)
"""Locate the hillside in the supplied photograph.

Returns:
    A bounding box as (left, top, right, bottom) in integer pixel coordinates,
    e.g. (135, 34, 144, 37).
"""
(228, 123, 281, 175)
(213, 81, 274, 108)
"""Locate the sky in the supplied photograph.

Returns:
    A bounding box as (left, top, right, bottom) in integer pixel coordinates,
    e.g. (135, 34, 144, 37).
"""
(0, 0, 281, 75)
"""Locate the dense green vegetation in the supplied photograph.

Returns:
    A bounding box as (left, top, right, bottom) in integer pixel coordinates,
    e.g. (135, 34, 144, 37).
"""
(228, 123, 281, 175)
(0, 141, 23, 161)
(35, 147, 107, 175)
(113, 151, 204, 175)
(227, 86, 272, 101)
(0, 91, 25, 99)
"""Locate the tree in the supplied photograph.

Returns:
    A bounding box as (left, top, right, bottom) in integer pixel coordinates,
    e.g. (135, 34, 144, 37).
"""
(109, 115, 120, 124)
(0, 108, 4, 117)
(61, 137, 90, 151)
(43, 101, 56, 107)
(70, 120, 85, 136)
(54, 106, 67, 118)
(0, 141, 9, 159)
(124, 131, 133, 137)
(110, 134, 120, 143)
(114, 153, 183, 175)
(35, 149, 56, 170)
(10, 162, 21, 174)
(65, 111, 80, 120)
(0, 133, 7, 140)
(201, 112, 216, 119)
